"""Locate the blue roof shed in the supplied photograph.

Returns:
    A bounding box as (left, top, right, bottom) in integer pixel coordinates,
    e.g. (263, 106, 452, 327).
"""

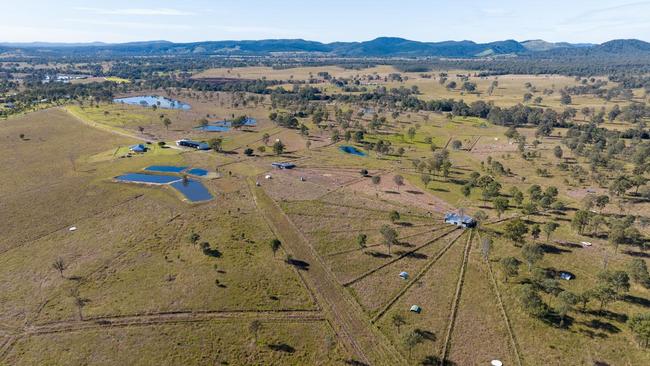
(129, 144, 147, 153)
(444, 213, 477, 228)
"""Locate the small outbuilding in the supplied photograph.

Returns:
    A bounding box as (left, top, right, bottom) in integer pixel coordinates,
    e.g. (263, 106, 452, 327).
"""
(176, 139, 210, 150)
(129, 144, 147, 153)
(559, 272, 574, 281)
(444, 212, 477, 228)
(410, 305, 421, 313)
(272, 162, 296, 169)
(399, 271, 409, 280)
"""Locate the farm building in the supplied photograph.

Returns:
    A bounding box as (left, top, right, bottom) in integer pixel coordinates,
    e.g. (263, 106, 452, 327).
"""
(129, 144, 147, 153)
(176, 139, 210, 150)
(271, 162, 296, 169)
(444, 213, 477, 228)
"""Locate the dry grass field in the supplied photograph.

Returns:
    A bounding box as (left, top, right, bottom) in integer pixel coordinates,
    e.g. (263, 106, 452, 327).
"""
(2, 64, 650, 365)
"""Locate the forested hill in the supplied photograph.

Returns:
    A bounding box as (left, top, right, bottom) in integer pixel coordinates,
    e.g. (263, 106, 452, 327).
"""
(1, 37, 650, 58)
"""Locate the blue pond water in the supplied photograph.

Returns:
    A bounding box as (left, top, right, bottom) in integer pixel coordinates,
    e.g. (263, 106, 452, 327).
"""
(171, 180, 214, 202)
(144, 165, 188, 173)
(113, 95, 191, 110)
(195, 118, 257, 132)
(187, 168, 209, 176)
(196, 125, 230, 132)
(115, 173, 180, 185)
(339, 145, 367, 156)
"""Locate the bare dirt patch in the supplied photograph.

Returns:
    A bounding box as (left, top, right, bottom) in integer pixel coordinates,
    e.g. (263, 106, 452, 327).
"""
(346, 173, 455, 214)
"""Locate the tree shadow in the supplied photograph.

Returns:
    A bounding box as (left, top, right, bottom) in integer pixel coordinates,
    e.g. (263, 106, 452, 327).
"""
(414, 328, 436, 341)
(285, 258, 310, 271)
(540, 244, 571, 254)
(554, 240, 582, 249)
(584, 309, 628, 323)
(402, 252, 428, 260)
(267, 343, 295, 353)
(406, 190, 424, 195)
(623, 294, 650, 308)
(622, 250, 650, 258)
(582, 318, 621, 334)
(421, 356, 457, 366)
(365, 250, 391, 258)
(201, 247, 222, 258)
(345, 359, 370, 366)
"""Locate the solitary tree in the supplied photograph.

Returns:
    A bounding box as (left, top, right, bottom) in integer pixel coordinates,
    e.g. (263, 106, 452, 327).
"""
(493, 197, 509, 218)
(503, 219, 529, 244)
(208, 137, 223, 153)
(391, 313, 406, 334)
(420, 174, 432, 189)
(356, 233, 367, 249)
(270, 239, 281, 258)
(272, 140, 285, 155)
(531, 224, 541, 240)
(543, 222, 559, 242)
(53, 258, 67, 278)
(380, 225, 398, 255)
(557, 291, 577, 327)
(261, 133, 270, 145)
(389, 210, 401, 223)
(461, 184, 471, 198)
(522, 243, 544, 271)
(371, 175, 381, 191)
(162, 117, 172, 130)
(500, 257, 520, 282)
(189, 232, 200, 246)
(393, 175, 404, 191)
(249, 320, 262, 343)
(628, 313, 650, 348)
(404, 330, 424, 361)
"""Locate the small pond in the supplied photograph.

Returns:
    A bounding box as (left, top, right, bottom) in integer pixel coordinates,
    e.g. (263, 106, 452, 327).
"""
(195, 118, 257, 132)
(113, 95, 191, 110)
(115, 173, 180, 185)
(339, 145, 367, 156)
(171, 179, 214, 202)
(186, 168, 209, 176)
(196, 125, 230, 132)
(144, 165, 188, 173)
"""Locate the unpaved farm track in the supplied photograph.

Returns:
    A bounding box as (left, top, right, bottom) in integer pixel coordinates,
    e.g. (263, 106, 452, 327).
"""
(250, 178, 407, 366)
(0, 310, 326, 363)
(440, 230, 474, 365)
(25, 310, 325, 336)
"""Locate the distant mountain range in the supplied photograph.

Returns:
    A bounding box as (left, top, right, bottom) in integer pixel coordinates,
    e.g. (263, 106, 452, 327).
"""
(1, 37, 649, 58)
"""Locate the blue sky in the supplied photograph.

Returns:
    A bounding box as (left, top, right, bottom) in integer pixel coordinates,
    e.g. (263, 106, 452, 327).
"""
(2, 0, 649, 43)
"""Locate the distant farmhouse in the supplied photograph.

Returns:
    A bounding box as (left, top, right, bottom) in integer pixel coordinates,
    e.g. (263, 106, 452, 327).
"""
(176, 139, 210, 150)
(444, 212, 477, 228)
(271, 162, 296, 169)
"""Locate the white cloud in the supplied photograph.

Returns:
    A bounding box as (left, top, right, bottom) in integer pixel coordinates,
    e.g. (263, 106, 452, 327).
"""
(75, 7, 195, 16)
(64, 18, 193, 31)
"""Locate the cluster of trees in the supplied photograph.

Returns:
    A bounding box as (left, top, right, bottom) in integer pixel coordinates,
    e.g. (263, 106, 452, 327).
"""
(412, 149, 453, 183)
(572, 211, 645, 251)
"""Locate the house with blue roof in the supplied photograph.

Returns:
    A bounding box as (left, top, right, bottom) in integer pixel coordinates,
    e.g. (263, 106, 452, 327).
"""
(129, 144, 147, 153)
(176, 139, 210, 150)
(271, 162, 296, 169)
(444, 212, 477, 228)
